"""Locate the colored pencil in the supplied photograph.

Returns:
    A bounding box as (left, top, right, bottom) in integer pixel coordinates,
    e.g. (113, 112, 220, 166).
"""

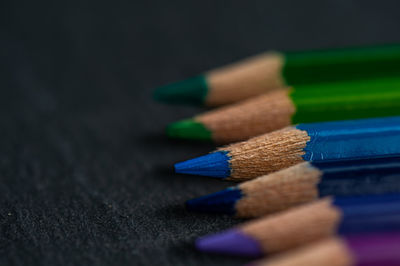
(154, 44, 400, 106)
(195, 194, 400, 257)
(167, 77, 400, 143)
(250, 233, 400, 266)
(186, 156, 400, 217)
(175, 116, 400, 180)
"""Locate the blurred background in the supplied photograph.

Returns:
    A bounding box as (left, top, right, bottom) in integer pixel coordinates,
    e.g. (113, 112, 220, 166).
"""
(1, 0, 400, 265)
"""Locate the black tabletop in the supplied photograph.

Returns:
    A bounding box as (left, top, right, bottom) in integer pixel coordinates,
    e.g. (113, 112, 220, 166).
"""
(1, 0, 400, 265)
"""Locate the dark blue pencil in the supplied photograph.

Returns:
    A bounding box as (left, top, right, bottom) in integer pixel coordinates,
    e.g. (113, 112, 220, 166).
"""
(187, 156, 400, 218)
(175, 116, 400, 180)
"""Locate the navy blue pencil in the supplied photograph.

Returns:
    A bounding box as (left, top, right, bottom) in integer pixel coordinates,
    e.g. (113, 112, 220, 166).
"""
(187, 156, 400, 218)
(175, 116, 400, 180)
(195, 193, 400, 257)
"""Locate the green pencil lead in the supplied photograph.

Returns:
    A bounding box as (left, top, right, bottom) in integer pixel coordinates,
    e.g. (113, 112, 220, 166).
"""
(166, 119, 212, 141)
(153, 75, 209, 105)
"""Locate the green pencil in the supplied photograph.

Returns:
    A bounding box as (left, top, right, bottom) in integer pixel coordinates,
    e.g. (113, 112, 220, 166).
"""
(154, 44, 400, 106)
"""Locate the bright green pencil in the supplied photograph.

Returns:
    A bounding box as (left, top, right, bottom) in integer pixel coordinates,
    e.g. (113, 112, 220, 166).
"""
(167, 77, 400, 143)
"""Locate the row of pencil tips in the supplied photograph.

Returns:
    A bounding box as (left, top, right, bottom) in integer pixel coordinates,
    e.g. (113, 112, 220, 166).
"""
(155, 43, 400, 265)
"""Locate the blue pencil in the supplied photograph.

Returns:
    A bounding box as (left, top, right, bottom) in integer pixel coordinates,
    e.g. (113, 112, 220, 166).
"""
(186, 156, 400, 218)
(175, 116, 400, 180)
(195, 194, 400, 257)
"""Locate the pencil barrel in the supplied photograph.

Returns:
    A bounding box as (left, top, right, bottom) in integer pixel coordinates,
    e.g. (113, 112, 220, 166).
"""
(283, 44, 400, 85)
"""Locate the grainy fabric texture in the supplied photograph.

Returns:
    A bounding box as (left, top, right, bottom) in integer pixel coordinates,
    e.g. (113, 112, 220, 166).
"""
(1, 0, 400, 265)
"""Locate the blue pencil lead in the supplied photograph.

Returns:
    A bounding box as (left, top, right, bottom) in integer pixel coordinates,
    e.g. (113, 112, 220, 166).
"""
(174, 151, 231, 178)
(186, 187, 243, 215)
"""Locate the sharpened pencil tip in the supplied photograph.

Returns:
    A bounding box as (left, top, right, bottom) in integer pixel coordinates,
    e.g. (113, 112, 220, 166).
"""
(167, 119, 212, 141)
(196, 229, 263, 257)
(186, 187, 242, 214)
(174, 151, 231, 178)
(153, 75, 209, 105)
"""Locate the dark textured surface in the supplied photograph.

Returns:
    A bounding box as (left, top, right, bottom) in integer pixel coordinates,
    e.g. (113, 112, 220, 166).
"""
(1, 1, 400, 265)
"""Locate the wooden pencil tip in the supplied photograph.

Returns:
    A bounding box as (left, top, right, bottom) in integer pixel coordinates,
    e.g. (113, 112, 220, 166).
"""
(153, 75, 208, 105)
(186, 187, 242, 214)
(196, 229, 263, 257)
(167, 119, 212, 141)
(174, 151, 231, 178)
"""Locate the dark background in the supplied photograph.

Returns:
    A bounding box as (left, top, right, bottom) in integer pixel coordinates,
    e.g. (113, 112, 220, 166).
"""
(1, 1, 400, 265)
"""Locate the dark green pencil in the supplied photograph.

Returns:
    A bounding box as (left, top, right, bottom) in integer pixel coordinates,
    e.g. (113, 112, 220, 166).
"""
(154, 44, 400, 106)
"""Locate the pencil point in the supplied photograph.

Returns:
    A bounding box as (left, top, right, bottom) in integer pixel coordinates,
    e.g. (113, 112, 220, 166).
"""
(186, 187, 242, 214)
(174, 151, 231, 178)
(153, 75, 208, 105)
(167, 119, 212, 141)
(196, 229, 263, 257)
